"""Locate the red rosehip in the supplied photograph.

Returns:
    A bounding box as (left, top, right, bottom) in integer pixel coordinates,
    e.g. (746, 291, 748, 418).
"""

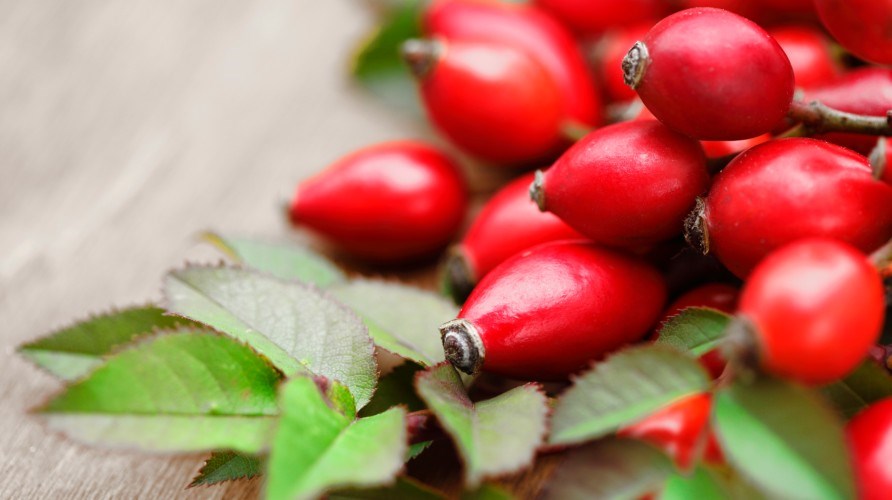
(674, 0, 762, 21)
(653, 283, 740, 378)
(691, 138, 892, 278)
(442, 171, 583, 301)
(751, 0, 815, 15)
(531, 120, 709, 247)
(803, 68, 892, 154)
(814, 0, 892, 65)
(596, 24, 652, 104)
(700, 134, 771, 160)
(425, 0, 602, 131)
(619, 393, 724, 469)
(871, 138, 892, 185)
(439, 241, 666, 380)
(738, 238, 885, 385)
(403, 38, 564, 166)
(848, 398, 892, 500)
(623, 8, 794, 140)
(770, 25, 841, 89)
(289, 141, 467, 262)
(533, 0, 665, 35)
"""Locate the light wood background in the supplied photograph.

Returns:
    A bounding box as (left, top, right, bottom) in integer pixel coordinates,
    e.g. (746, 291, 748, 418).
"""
(0, 1, 499, 497)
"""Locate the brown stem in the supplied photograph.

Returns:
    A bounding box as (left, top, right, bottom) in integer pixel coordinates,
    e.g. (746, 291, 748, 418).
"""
(787, 99, 892, 136)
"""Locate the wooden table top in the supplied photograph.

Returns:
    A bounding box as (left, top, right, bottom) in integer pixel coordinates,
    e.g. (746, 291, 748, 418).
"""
(0, 1, 517, 496)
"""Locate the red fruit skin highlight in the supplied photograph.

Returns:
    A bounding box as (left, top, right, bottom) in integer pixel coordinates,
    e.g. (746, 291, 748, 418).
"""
(847, 398, 892, 500)
(803, 68, 892, 154)
(415, 38, 565, 165)
(702, 138, 892, 278)
(454, 171, 583, 283)
(425, 0, 601, 129)
(290, 141, 467, 262)
(448, 241, 666, 380)
(536, 120, 709, 247)
(814, 0, 892, 65)
(770, 25, 841, 89)
(619, 393, 724, 469)
(533, 0, 665, 35)
(739, 238, 885, 385)
(628, 8, 794, 140)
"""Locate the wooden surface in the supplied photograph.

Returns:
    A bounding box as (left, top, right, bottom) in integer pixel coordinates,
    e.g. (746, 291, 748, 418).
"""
(0, 1, 487, 496)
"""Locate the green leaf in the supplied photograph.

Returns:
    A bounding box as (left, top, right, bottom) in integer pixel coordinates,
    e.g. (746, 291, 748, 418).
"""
(407, 441, 432, 460)
(655, 307, 733, 357)
(415, 363, 548, 487)
(713, 376, 856, 500)
(164, 265, 377, 408)
(37, 329, 280, 453)
(266, 377, 407, 500)
(189, 451, 263, 487)
(821, 361, 892, 418)
(350, 0, 424, 114)
(330, 279, 456, 366)
(659, 467, 727, 500)
(549, 345, 712, 446)
(543, 438, 674, 500)
(18, 305, 198, 381)
(330, 477, 446, 499)
(462, 484, 515, 500)
(202, 232, 346, 286)
(360, 363, 425, 417)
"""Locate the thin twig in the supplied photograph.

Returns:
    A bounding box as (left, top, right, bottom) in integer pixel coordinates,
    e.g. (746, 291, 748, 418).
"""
(787, 100, 892, 136)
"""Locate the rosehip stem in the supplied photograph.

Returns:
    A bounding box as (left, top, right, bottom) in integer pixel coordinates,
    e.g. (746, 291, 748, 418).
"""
(787, 99, 892, 136)
(870, 239, 892, 271)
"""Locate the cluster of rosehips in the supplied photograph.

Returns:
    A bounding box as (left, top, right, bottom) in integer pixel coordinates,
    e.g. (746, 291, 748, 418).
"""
(288, 0, 892, 495)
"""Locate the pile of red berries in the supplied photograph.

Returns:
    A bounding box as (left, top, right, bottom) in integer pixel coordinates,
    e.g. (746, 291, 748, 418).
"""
(288, 0, 892, 495)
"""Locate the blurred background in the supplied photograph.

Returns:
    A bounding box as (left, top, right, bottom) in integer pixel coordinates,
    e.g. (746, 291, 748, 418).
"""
(0, 1, 432, 496)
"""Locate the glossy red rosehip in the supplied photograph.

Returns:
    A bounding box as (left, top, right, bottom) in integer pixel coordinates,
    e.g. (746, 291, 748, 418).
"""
(871, 138, 892, 185)
(403, 38, 564, 166)
(440, 241, 666, 380)
(693, 138, 892, 278)
(815, 0, 892, 64)
(533, 0, 665, 35)
(675, 0, 762, 21)
(653, 283, 739, 378)
(532, 120, 709, 247)
(751, 0, 815, 14)
(597, 24, 652, 103)
(623, 8, 794, 140)
(803, 68, 892, 154)
(289, 141, 467, 262)
(443, 172, 583, 301)
(739, 238, 885, 385)
(619, 393, 723, 469)
(425, 0, 601, 130)
(700, 135, 771, 160)
(847, 398, 892, 500)
(770, 25, 841, 89)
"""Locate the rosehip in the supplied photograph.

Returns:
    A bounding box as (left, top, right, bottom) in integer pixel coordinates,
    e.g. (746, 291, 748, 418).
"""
(623, 8, 794, 140)
(674, 0, 762, 21)
(619, 393, 723, 469)
(814, 0, 892, 64)
(442, 171, 583, 302)
(531, 120, 709, 247)
(770, 25, 841, 89)
(738, 238, 885, 385)
(439, 241, 666, 380)
(533, 0, 665, 35)
(700, 135, 771, 160)
(847, 398, 892, 500)
(289, 141, 467, 262)
(803, 68, 892, 154)
(653, 283, 740, 378)
(425, 0, 601, 130)
(596, 24, 652, 104)
(403, 38, 564, 166)
(690, 138, 892, 277)
(871, 138, 892, 185)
